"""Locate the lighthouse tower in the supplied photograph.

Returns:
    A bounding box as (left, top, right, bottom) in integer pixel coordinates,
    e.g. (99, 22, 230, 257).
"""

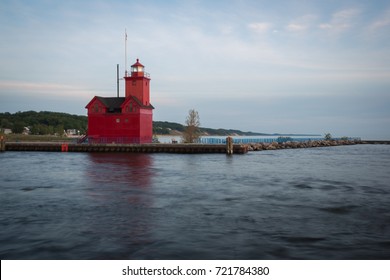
(124, 59, 151, 106)
(123, 58, 154, 143)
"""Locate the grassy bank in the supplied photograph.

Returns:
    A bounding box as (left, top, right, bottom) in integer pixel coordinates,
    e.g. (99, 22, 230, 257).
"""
(4, 134, 75, 142)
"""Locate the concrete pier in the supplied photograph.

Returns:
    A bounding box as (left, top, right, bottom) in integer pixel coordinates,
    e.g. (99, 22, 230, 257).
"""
(3, 139, 387, 155)
(4, 142, 249, 154)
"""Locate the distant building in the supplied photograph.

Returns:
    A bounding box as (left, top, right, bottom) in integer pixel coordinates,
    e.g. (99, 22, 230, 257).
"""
(85, 59, 154, 144)
(66, 129, 79, 136)
(3, 128, 12, 135)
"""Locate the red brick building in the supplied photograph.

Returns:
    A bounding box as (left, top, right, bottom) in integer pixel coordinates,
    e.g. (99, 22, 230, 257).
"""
(85, 59, 154, 143)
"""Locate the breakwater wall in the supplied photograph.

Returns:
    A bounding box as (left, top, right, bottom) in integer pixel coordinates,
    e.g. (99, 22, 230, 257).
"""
(360, 140, 390, 145)
(4, 142, 249, 154)
(245, 139, 361, 151)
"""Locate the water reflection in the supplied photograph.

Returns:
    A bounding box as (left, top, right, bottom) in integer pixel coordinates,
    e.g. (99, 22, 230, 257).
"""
(82, 153, 155, 259)
(86, 153, 153, 188)
(84, 152, 154, 216)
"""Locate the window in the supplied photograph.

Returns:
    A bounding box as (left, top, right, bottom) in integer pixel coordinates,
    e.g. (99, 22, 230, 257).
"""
(93, 103, 99, 113)
(132, 80, 136, 86)
(116, 118, 120, 123)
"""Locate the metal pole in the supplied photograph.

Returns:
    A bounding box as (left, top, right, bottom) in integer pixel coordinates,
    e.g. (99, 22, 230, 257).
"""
(125, 28, 128, 77)
(117, 64, 119, 98)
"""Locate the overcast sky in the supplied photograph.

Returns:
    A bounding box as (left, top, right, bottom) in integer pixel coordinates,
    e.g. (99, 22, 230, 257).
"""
(1, 0, 389, 139)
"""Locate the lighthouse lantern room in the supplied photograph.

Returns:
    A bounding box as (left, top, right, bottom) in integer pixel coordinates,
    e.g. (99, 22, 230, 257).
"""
(131, 58, 144, 74)
(85, 58, 154, 144)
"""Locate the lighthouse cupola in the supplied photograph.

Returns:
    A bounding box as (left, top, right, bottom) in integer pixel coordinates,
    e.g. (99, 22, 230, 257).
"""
(131, 58, 145, 77)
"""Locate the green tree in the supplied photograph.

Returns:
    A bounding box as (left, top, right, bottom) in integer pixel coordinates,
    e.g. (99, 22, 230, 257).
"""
(55, 125, 64, 136)
(1, 118, 11, 128)
(324, 133, 332, 140)
(182, 109, 201, 143)
(31, 124, 49, 135)
(12, 121, 25, 134)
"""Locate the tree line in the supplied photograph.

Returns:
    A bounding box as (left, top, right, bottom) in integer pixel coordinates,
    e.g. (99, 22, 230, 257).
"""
(0, 111, 87, 135)
(1, 110, 263, 137)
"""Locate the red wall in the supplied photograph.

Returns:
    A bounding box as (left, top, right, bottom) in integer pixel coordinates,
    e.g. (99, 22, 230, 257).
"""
(124, 76, 150, 106)
(139, 109, 153, 142)
(87, 99, 152, 144)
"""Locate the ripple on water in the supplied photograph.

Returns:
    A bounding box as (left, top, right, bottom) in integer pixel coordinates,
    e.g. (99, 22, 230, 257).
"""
(318, 205, 359, 215)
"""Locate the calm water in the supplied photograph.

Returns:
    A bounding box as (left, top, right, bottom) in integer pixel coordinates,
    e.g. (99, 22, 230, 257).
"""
(1, 145, 389, 260)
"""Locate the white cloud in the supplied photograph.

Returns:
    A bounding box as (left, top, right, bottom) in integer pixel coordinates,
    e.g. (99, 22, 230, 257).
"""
(369, 9, 390, 30)
(318, 23, 332, 30)
(217, 24, 235, 35)
(248, 22, 272, 33)
(286, 14, 317, 32)
(319, 8, 361, 34)
(371, 18, 390, 29)
(0, 80, 94, 98)
(286, 23, 307, 32)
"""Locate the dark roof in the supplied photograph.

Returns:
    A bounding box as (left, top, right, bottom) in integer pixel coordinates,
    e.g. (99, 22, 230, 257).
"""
(131, 96, 155, 109)
(95, 96, 154, 110)
(96, 97, 125, 109)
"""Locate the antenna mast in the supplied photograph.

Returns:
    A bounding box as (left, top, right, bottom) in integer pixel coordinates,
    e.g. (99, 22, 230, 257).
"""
(125, 28, 128, 77)
(117, 64, 119, 97)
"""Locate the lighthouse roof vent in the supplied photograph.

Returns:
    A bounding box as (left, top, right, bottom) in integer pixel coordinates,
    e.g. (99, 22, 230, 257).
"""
(131, 58, 144, 68)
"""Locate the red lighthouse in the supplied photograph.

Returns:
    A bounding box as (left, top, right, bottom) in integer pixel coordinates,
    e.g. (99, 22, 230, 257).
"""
(85, 58, 154, 144)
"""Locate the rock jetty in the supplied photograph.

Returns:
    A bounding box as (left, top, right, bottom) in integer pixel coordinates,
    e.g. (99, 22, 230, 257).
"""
(245, 139, 361, 151)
